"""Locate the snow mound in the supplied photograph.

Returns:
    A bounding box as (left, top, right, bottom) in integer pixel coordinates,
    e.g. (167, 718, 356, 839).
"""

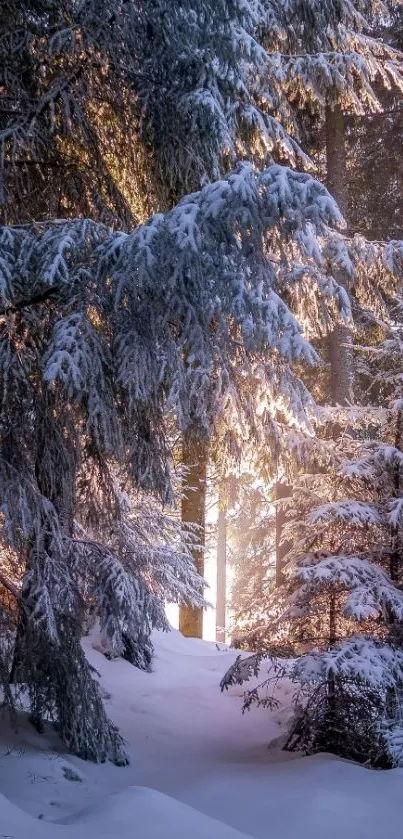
(3, 626, 403, 839)
(0, 786, 255, 839)
(0, 791, 50, 839)
(62, 786, 255, 839)
(151, 626, 230, 657)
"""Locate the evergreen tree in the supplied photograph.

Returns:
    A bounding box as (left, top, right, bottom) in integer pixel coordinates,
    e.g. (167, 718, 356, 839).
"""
(0, 0, 147, 224)
(254, 0, 403, 403)
(281, 395, 403, 765)
(0, 0, 303, 225)
(347, 6, 403, 240)
(0, 156, 350, 757)
(0, 219, 204, 762)
(132, 0, 303, 208)
(227, 322, 403, 766)
(228, 226, 403, 647)
(256, 1, 403, 116)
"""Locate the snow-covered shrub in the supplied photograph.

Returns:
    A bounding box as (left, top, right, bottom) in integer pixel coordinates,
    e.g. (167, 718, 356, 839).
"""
(285, 639, 403, 768)
(221, 638, 403, 767)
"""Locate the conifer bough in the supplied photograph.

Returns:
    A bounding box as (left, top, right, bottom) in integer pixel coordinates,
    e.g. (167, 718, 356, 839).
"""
(0, 160, 344, 761)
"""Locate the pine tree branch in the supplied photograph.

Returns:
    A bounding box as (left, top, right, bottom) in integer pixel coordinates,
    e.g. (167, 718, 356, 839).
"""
(349, 105, 403, 120)
(0, 569, 19, 599)
(0, 285, 59, 316)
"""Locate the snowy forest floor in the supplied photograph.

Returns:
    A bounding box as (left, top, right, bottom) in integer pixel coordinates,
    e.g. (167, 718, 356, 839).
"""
(1, 628, 403, 839)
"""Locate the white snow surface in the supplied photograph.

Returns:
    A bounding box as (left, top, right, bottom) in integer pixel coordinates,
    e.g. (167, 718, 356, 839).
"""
(1, 626, 403, 838)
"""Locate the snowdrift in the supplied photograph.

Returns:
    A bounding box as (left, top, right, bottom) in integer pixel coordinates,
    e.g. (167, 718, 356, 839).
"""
(0, 786, 254, 839)
(62, 786, 255, 839)
(1, 626, 403, 839)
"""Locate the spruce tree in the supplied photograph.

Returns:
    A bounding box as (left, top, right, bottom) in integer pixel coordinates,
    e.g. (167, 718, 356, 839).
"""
(0, 155, 353, 757)
(0, 219, 205, 761)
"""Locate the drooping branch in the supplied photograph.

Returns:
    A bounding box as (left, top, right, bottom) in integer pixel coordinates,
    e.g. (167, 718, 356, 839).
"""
(0, 569, 19, 600)
(0, 286, 59, 317)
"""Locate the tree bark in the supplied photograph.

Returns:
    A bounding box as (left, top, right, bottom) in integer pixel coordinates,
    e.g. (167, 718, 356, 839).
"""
(275, 481, 291, 587)
(179, 427, 208, 638)
(216, 484, 227, 643)
(326, 103, 354, 407)
(390, 409, 403, 584)
(329, 592, 337, 645)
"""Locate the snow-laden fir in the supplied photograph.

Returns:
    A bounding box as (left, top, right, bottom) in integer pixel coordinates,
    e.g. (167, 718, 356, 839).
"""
(0, 157, 360, 763)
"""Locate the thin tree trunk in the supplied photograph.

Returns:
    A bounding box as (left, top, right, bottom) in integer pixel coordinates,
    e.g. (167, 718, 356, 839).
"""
(275, 481, 291, 587)
(216, 484, 227, 643)
(326, 104, 348, 217)
(385, 411, 403, 717)
(390, 409, 403, 585)
(327, 591, 338, 722)
(179, 427, 208, 638)
(326, 103, 354, 407)
(329, 592, 337, 645)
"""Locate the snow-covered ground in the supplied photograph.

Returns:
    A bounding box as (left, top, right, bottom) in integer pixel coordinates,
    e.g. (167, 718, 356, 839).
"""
(1, 627, 403, 838)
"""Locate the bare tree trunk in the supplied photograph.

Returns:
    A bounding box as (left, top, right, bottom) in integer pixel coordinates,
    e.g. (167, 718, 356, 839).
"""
(179, 426, 208, 638)
(216, 484, 227, 643)
(275, 481, 291, 587)
(326, 103, 354, 407)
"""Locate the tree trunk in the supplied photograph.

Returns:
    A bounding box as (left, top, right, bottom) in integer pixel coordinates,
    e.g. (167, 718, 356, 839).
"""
(275, 481, 291, 587)
(329, 592, 337, 646)
(326, 104, 348, 217)
(390, 409, 403, 585)
(179, 427, 208, 638)
(326, 103, 354, 407)
(216, 485, 227, 643)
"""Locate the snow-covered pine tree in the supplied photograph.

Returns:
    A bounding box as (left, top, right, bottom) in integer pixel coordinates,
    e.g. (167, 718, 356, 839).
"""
(223, 225, 403, 654)
(133, 0, 308, 209)
(222, 401, 403, 765)
(223, 262, 403, 765)
(0, 157, 352, 756)
(254, 1, 403, 123)
(254, 0, 403, 403)
(0, 219, 205, 763)
(0, 0, 305, 225)
(264, 352, 403, 766)
(110, 158, 361, 640)
(129, 0, 310, 636)
(213, 2, 403, 763)
(0, 0, 149, 225)
(2, 0, 320, 640)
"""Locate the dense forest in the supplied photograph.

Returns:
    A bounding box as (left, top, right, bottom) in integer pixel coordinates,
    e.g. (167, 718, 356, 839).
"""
(1, 0, 403, 773)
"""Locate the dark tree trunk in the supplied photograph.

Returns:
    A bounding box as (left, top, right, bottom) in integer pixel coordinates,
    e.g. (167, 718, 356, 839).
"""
(216, 485, 227, 643)
(275, 482, 291, 587)
(179, 426, 208, 638)
(326, 103, 354, 407)
(390, 409, 403, 585)
(385, 412, 403, 714)
(329, 593, 337, 646)
(326, 104, 348, 217)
